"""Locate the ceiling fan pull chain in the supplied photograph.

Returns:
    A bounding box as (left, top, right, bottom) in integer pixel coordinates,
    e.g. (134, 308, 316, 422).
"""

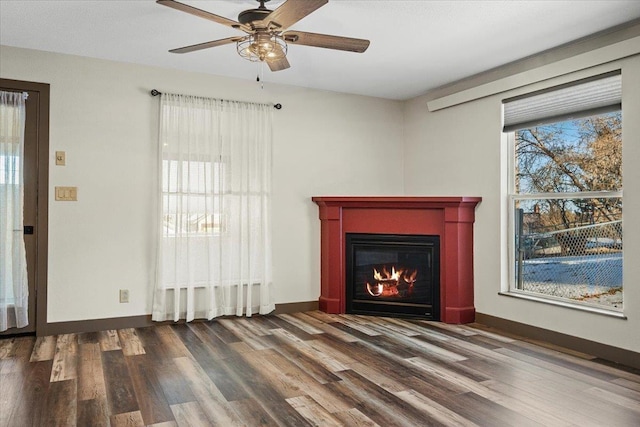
(257, 62, 265, 90)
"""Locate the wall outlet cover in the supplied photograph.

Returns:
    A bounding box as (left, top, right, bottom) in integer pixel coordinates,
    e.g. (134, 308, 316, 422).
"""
(55, 186, 77, 201)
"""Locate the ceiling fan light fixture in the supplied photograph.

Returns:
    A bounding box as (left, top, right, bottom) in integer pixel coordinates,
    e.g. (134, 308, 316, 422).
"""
(237, 34, 287, 63)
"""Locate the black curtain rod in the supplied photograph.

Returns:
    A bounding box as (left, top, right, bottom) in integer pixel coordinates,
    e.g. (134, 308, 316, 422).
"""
(150, 89, 282, 110)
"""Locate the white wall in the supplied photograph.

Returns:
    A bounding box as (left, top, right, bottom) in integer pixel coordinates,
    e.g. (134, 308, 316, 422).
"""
(0, 46, 404, 323)
(403, 54, 640, 353)
(3, 39, 638, 354)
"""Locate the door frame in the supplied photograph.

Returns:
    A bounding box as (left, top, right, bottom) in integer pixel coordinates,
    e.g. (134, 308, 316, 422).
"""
(0, 78, 49, 336)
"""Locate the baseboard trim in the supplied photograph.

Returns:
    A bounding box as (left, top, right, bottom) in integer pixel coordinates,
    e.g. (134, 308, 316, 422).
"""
(273, 300, 319, 314)
(475, 312, 640, 370)
(41, 315, 153, 336)
(39, 301, 320, 336)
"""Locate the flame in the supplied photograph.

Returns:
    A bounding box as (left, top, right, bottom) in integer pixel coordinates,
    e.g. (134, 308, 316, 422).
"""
(373, 266, 402, 282)
(367, 265, 418, 298)
(403, 269, 417, 284)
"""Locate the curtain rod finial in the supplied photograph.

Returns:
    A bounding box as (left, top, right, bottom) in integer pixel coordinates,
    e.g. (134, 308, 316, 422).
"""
(151, 89, 161, 97)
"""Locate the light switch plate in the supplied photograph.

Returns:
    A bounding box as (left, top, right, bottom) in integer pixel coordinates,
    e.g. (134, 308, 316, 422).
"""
(55, 186, 77, 201)
(55, 151, 66, 166)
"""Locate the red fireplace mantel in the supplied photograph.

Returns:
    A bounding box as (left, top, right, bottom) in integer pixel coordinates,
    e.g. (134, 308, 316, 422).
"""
(312, 196, 482, 324)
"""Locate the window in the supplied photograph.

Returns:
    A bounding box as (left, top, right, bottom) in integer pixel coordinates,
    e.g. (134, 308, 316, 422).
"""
(0, 154, 20, 185)
(1, 105, 22, 185)
(0, 153, 21, 305)
(162, 158, 225, 236)
(505, 72, 623, 311)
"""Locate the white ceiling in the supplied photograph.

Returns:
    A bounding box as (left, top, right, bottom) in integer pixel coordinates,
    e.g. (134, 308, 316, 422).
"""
(2, 0, 640, 100)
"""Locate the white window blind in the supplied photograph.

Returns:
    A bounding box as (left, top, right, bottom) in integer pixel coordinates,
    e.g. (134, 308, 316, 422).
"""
(503, 71, 621, 132)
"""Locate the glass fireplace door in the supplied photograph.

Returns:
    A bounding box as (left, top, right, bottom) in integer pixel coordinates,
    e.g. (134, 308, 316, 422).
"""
(346, 233, 440, 319)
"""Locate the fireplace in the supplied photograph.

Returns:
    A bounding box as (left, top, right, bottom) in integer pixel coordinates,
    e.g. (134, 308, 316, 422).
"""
(346, 233, 440, 319)
(312, 196, 481, 324)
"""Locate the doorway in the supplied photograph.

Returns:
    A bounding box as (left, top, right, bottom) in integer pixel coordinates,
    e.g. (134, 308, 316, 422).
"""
(0, 78, 49, 336)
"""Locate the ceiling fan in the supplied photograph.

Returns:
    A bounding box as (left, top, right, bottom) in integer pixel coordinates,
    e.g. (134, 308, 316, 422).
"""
(157, 0, 370, 71)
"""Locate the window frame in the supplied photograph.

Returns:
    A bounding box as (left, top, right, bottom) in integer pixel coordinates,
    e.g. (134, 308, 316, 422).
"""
(505, 109, 624, 315)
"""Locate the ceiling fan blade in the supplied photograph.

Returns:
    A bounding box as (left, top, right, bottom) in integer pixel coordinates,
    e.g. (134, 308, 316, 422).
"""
(157, 0, 249, 32)
(169, 37, 242, 54)
(261, 0, 328, 30)
(267, 56, 291, 72)
(283, 31, 370, 53)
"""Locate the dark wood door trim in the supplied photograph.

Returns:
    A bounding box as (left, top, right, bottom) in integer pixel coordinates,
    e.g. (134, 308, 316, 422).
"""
(0, 78, 50, 336)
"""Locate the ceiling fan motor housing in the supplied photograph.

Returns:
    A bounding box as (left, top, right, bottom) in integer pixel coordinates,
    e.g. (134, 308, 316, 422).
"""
(238, 8, 273, 26)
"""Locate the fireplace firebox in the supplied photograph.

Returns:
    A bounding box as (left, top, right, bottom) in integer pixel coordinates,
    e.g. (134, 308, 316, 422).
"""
(346, 234, 440, 319)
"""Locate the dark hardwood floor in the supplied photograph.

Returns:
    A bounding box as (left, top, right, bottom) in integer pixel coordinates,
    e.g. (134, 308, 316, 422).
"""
(1, 311, 639, 426)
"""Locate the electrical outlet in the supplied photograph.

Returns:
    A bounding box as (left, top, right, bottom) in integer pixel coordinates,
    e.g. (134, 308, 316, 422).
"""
(119, 289, 129, 303)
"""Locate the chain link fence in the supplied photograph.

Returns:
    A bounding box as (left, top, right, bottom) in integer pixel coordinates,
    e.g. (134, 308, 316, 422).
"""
(516, 219, 623, 308)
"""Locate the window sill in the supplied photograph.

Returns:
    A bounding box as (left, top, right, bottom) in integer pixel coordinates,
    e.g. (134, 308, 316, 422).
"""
(498, 291, 627, 319)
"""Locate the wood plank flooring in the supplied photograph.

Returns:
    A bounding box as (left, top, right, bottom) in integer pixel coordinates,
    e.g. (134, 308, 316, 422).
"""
(1, 311, 639, 426)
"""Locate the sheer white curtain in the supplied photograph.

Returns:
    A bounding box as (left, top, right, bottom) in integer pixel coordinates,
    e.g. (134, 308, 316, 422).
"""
(153, 93, 275, 322)
(0, 90, 29, 332)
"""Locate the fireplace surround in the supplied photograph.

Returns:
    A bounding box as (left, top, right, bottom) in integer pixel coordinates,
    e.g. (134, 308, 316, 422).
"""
(312, 196, 481, 324)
